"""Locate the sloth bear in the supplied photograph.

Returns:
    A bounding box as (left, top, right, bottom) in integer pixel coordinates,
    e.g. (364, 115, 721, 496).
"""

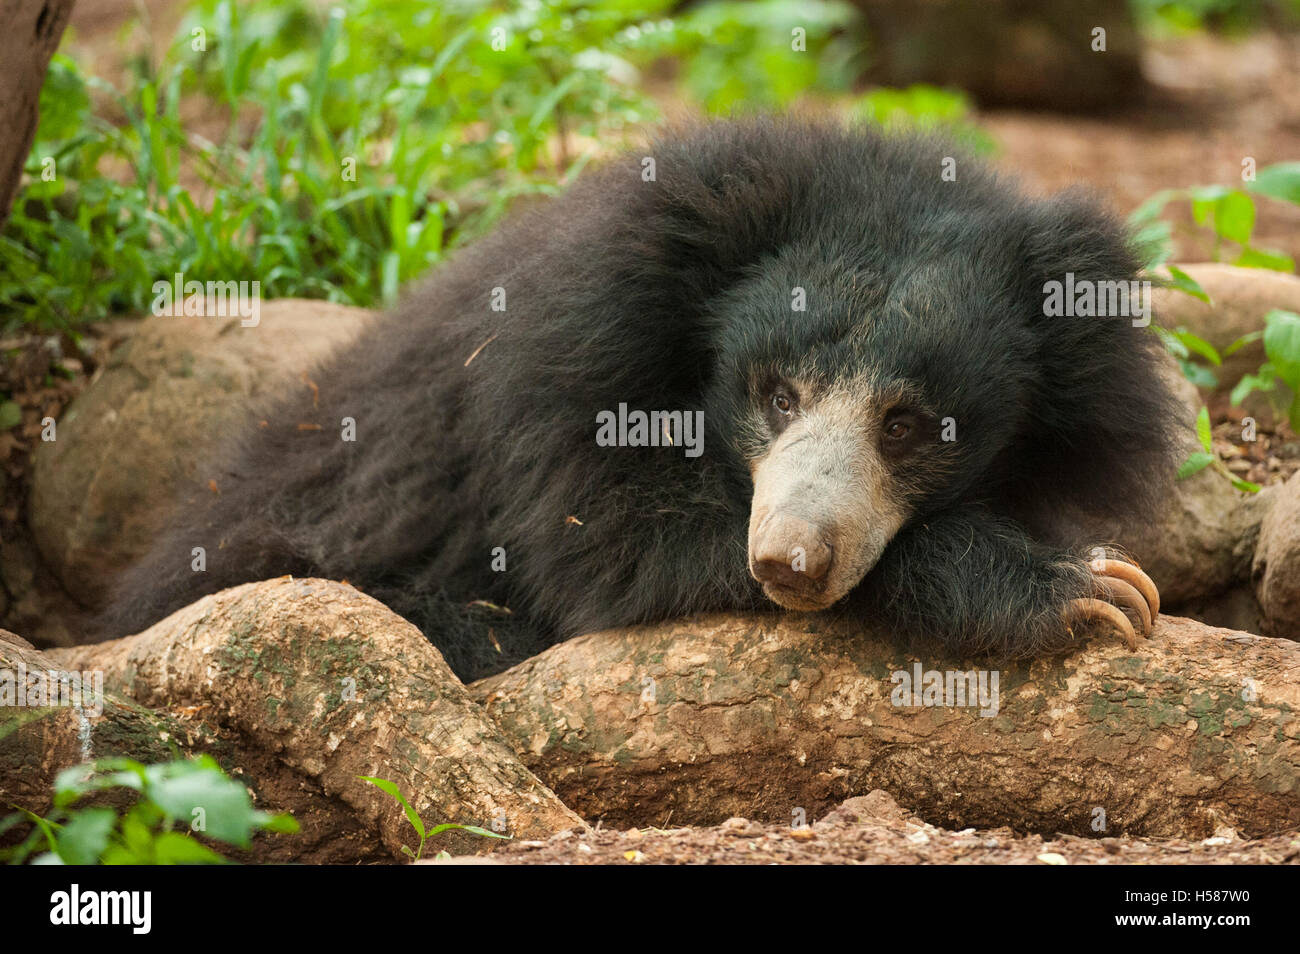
(107, 117, 1179, 681)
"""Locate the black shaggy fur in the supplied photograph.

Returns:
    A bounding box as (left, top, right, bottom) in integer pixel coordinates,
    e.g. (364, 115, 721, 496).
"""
(106, 117, 1180, 681)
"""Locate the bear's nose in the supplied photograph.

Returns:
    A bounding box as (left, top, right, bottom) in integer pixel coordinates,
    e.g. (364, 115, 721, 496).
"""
(750, 513, 833, 589)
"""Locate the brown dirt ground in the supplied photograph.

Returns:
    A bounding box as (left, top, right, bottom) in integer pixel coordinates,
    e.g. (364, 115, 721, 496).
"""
(1209, 401, 1300, 486)
(437, 792, 1300, 865)
(984, 31, 1300, 265)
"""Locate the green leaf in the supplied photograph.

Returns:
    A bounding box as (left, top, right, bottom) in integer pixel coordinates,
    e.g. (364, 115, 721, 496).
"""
(1166, 265, 1210, 302)
(1223, 330, 1263, 357)
(1235, 247, 1296, 272)
(1230, 365, 1276, 407)
(1189, 185, 1231, 226)
(358, 776, 425, 840)
(34, 55, 91, 144)
(20, 808, 61, 855)
(1262, 309, 1300, 390)
(1213, 191, 1255, 246)
(1131, 220, 1173, 269)
(1171, 328, 1221, 366)
(426, 822, 510, 840)
(1177, 451, 1215, 480)
(252, 811, 300, 834)
(119, 809, 155, 862)
(1195, 405, 1212, 452)
(100, 843, 147, 865)
(1153, 325, 1188, 359)
(1229, 477, 1262, 493)
(53, 761, 134, 808)
(0, 402, 21, 430)
(1178, 360, 1217, 389)
(1250, 161, 1300, 206)
(528, 72, 584, 132)
(151, 831, 228, 865)
(1188, 184, 1233, 203)
(147, 758, 260, 848)
(1128, 188, 1182, 226)
(55, 808, 116, 865)
(380, 251, 400, 306)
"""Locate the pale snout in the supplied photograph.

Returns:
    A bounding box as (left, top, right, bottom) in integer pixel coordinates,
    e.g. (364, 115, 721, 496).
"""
(748, 510, 834, 596)
(746, 400, 909, 612)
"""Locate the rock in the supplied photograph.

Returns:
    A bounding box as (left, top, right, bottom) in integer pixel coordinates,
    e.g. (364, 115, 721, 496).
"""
(818, 790, 912, 827)
(848, 0, 1143, 112)
(1253, 473, 1300, 639)
(28, 301, 374, 607)
(1094, 264, 1300, 607)
(0, 535, 82, 647)
(1095, 366, 1273, 607)
(1115, 465, 1274, 606)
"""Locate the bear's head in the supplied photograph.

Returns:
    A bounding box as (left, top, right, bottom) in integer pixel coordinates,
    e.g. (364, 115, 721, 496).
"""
(696, 190, 1158, 612)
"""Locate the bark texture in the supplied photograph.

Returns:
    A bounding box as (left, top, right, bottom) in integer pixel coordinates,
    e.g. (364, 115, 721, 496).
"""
(474, 613, 1300, 839)
(0, 0, 75, 226)
(47, 578, 582, 856)
(14, 577, 1300, 854)
(0, 627, 396, 863)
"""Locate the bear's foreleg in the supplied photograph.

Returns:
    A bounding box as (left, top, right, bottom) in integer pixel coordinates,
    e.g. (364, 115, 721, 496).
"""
(861, 505, 1159, 656)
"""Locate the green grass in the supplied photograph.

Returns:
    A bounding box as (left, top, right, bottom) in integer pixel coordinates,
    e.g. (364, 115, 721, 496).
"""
(0, 0, 862, 333)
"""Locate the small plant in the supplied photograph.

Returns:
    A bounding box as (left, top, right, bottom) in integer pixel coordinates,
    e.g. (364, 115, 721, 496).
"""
(1227, 309, 1300, 430)
(1177, 404, 1260, 492)
(359, 775, 508, 861)
(0, 755, 298, 865)
(1130, 161, 1300, 273)
(1159, 312, 1300, 494)
(1, 0, 876, 333)
(1, 0, 678, 331)
(1132, 165, 1300, 489)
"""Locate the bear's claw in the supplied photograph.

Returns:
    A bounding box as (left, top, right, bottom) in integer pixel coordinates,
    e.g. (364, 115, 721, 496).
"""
(1065, 558, 1161, 650)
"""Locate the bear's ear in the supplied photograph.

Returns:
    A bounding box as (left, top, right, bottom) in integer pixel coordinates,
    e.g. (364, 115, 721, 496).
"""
(646, 161, 793, 294)
(1022, 188, 1142, 287)
(632, 119, 810, 302)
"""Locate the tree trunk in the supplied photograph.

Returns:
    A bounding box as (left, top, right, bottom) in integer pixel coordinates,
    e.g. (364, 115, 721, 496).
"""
(0, 0, 75, 227)
(0, 628, 398, 863)
(473, 613, 1300, 839)
(44, 578, 583, 857)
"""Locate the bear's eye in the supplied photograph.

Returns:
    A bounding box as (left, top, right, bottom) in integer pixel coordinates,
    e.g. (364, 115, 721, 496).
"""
(881, 409, 928, 457)
(762, 382, 800, 433)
